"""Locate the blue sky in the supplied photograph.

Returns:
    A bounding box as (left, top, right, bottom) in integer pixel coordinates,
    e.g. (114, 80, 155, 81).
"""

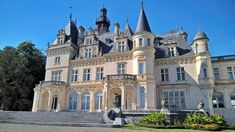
(0, 0, 235, 56)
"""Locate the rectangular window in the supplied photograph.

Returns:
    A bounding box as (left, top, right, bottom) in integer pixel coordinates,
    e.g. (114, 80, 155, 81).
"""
(71, 70, 78, 82)
(139, 38, 143, 47)
(118, 63, 125, 74)
(54, 56, 60, 64)
(213, 68, 220, 80)
(85, 48, 92, 58)
(147, 38, 151, 46)
(96, 67, 104, 80)
(231, 95, 235, 109)
(203, 68, 207, 78)
(51, 71, 61, 81)
(227, 67, 234, 80)
(161, 68, 169, 81)
(164, 91, 185, 109)
(118, 41, 125, 52)
(139, 63, 144, 74)
(168, 47, 175, 57)
(83, 69, 90, 81)
(140, 87, 145, 108)
(177, 67, 185, 80)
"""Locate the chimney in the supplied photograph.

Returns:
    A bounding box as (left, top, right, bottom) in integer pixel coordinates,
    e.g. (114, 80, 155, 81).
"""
(114, 23, 120, 36)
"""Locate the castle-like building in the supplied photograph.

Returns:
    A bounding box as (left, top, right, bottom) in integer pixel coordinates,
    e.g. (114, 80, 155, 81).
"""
(32, 3, 235, 123)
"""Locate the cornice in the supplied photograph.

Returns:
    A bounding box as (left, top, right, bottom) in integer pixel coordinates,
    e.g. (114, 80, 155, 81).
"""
(155, 55, 196, 65)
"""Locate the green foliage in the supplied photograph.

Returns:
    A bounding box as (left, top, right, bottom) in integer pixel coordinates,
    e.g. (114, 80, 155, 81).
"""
(0, 41, 45, 111)
(184, 113, 225, 130)
(139, 112, 168, 126)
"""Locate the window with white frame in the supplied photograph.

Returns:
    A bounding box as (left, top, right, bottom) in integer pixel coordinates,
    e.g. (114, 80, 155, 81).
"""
(139, 38, 143, 47)
(140, 87, 145, 108)
(96, 67, 104, 80)
(176, 67, 185, 80)
(147, 38, 151, 46)
(51, 71, 61, 81)
(95, 93, 102, 110)
(168, 47, 175, 57)
(139, 63, 144, 74)
(164, 91, 185, 109)
(85, 48, 92, 58)
(71, 70, 78, 82)
(83, 69, 90, 81)
(118, 63, 125, 74)
(212, 92, 224, 108)
(213, 68, 220, 80)
(231, 92, 235, 109)
(58, 37, 64, 44)
(161, 68, 169, 81)
(227, 67, 234, 80)
(54, 56, 60, 64)
(118, 41, 125, 52)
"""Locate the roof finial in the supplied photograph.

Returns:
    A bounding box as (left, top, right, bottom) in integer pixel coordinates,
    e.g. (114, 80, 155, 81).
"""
(126, 17, 129, 23)
(141, 0, 144, 9)
(102, 4, 105, 8)
(69, 6, 72, 20)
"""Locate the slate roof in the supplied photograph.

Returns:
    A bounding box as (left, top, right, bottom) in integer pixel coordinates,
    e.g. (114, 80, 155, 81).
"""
(193, 31, 208, 41)
(135, 2, 151, 33)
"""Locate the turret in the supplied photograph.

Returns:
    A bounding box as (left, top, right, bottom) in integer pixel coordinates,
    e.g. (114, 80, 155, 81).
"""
(132, 1, 156, 109)
(193, 31, 209, 54)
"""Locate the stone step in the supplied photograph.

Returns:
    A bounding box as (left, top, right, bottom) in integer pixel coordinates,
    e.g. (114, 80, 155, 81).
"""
(0, 111, 104, 124)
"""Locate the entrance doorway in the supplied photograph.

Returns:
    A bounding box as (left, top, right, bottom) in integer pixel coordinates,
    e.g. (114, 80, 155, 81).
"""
(51, 95, 58, 111)
(82, 93, 90, 112)
(110, 88, 122, 108)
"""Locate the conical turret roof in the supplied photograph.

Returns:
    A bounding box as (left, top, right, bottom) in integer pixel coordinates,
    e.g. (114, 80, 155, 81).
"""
(135, 1, 151, 33)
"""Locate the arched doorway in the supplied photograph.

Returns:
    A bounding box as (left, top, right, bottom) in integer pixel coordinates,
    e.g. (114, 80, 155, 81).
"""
(40, 92, 49, 111)
(82, 93, 90, 112)
(110, 88, 122, 108)
(51, 94, 58, 111)
(69, 92, 78, 112)
(95, 93, 102, 112)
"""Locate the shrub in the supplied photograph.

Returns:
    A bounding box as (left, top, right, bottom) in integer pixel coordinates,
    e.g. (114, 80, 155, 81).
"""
(184, 113, 225, 130)
(139, 112, 167, 126)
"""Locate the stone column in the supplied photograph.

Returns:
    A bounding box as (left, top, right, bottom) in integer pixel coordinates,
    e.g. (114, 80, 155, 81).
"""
(77, 92, 82, 111)
(47, 91, 52, 112)
(121, 85, 126, 109)
(203, 89, 214, 114)
(89, 91, 95, 112)
(224, 88, 231, 109)
(32, 90, 39, 112)
(132, 87, 137, 110)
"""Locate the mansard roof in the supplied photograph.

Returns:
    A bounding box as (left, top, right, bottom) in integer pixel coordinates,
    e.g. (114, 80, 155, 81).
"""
(135, 2, 151, 33)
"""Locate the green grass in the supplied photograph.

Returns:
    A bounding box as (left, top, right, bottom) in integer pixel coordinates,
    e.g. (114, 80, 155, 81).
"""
(123, 124, 235, 132)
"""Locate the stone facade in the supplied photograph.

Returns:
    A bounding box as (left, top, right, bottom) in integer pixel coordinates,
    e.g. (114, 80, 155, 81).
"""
(32, 3, 235, 123)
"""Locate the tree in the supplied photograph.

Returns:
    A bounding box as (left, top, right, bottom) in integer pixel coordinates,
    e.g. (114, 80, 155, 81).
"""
(0, 41, 45, 111)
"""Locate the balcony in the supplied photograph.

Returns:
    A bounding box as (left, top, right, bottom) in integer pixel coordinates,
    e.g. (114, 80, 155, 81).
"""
(104, 74, 137, 81)
(39, 81, 66, 85)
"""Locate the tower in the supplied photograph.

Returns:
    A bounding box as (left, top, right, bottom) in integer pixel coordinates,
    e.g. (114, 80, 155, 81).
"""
(95, 7, 110, 34)
(132, 2, 156, 109)
(193, 31, 214, 114)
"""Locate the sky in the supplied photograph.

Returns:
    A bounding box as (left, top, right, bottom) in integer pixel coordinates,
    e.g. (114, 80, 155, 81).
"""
(0, 0, 235, 56)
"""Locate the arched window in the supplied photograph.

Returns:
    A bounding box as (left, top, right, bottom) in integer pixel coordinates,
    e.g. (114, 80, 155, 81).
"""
(95, 93, 102, 111)
(82, 93, 90, 112)
(51, 95, 58, 111)
(230, 92, 235, 109)
(212, 92, 224, 108)
(69, 92, 78, 112)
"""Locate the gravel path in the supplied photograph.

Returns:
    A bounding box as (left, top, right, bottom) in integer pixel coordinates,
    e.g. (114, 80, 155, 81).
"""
(0, 123, 139, 132)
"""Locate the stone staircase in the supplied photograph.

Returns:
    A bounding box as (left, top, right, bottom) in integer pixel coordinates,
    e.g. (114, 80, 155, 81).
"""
(0, 111, 121, 127)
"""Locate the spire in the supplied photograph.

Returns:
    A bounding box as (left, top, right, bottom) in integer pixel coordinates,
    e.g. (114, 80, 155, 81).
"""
(125, 17, 134, 36)
(135, 1, 151, 33)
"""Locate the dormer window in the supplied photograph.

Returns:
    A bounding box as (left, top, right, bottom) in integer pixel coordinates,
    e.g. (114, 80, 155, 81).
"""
(118, 41, 125, 52)
(86, 38, 93, 45)
(147, 38, 151, 46)
(58, 37, 64, 44)
(168, 47, 175, 57)
(85, 48, 92, 58)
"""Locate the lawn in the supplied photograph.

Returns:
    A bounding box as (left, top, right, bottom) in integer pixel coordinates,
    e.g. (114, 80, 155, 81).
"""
(123, 125, 235, 132)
